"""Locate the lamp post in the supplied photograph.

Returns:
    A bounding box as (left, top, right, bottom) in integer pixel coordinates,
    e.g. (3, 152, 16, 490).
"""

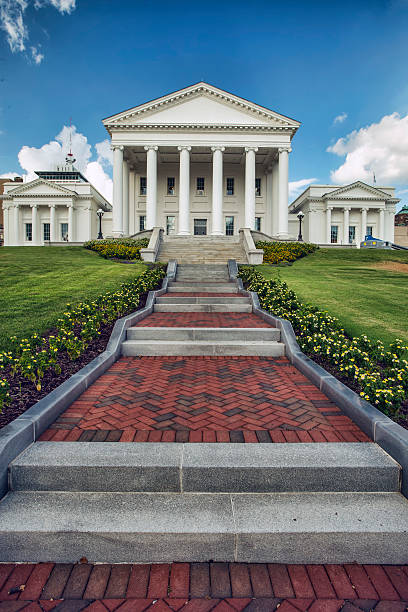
(97, 208, 104, 240)
(297, 211, 304, 241)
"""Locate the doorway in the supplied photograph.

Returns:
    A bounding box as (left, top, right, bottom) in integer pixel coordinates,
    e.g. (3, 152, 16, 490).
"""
(194, 218, 207, 235)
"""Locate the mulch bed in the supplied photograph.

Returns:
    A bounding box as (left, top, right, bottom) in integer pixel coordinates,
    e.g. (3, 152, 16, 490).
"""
(0, 294, 148, 431)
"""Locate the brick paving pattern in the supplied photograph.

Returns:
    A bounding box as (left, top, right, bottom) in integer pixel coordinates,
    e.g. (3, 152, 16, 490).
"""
(0, 562, 407, 610)
(134, 312, 272, 327)
(161, 293, 244, 297)
(40, 356, 369, 443)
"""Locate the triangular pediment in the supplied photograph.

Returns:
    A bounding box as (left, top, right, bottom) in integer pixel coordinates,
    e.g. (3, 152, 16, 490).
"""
(103, 82, 300, 130)
(7, 178, 77, 197)
(323, 181, 392, 200)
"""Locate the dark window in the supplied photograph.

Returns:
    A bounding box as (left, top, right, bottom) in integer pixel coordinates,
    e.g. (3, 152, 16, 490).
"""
(349, 226, 356, 244)
(196, 177, 205, 193)
(140, 177, 147, 195)
(166, 215, 176, 235)
(226, 177, 234, 195)
(255, 217, 261, 232)
(330, 225, 338, 244)
(43, 223, 50, 241)
(167, 177, 175, 195)
(194, 218, 207, 235)
(61, 223, 68, 241)
(139, 215, 146, 232)
(25, 223, 32, 241)
(366, 225, 373, 237)
(225, 216, 234, 236)
(255, 178, 261, 196)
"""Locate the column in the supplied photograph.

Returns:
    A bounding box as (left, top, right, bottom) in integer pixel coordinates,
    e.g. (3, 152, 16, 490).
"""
(278, 147, 291, 237)
(112, 144, 124, 237)
(178, 145, 191, 235)
(13, 205, 20, 245)
(343, 207, 350, 244)
(379, 208, 385, 239)
(271, 161, 279, 236)
(326, 206, 332, 244)
(211, 146, 224, 235)
(3, 206, 9, 246)
(385, 208, 395, 242)
(122, 158, 129, 236)
(244, 147, 257, 229)
(87, 206, 93, 240)
(361, 207, 368, 240)
(68, 204, 74, 242)
(31, 204, 38, 245)
(129, 166, 135, 235)
(265, 169, 272, 236)
(49, 204, 56, 242)
(144, 146, 158, 230)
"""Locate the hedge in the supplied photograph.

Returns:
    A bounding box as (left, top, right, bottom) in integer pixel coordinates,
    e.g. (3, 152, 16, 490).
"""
(84, 238, 149, 260)
(255, 241, 318, 264)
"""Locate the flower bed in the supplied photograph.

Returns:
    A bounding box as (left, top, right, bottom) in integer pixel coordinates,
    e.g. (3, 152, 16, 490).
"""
(0, 266, 165, 423)
(84, 238, 149, 260)
(256, 241, 318, 264)
(239, 266, 408, 418)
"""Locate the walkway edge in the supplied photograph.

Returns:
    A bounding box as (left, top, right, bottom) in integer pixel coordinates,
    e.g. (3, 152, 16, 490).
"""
(228, 258, 408, 497)
(0, 260, 177, 499)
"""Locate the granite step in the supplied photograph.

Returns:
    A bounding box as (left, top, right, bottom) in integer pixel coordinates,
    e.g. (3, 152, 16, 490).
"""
(126, 327, 281, 341)
(153, 303, 252, 313)
(122, 338, 284, 356)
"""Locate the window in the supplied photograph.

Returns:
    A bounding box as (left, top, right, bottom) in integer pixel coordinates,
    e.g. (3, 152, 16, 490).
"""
(43, 223, 50, 242)
(196, 177, 205, 194)
(140, 177, 147, 196)
(194, 218, 207, 235)
(139, 215, 146, 232)
(166, 215, 176, 235)
(25, 223, 32, 242)
(255, 217, 261, 232)
(226, 177, 234, 195)
(225, 216, 234, 236)
(349, 226, 356, 244)
(366, 225, 373, 237)
(167, 177, 175, 195)
(330, 225, 338, 244)
(61, 223, 68, 241)
(255, 178, 261, 196)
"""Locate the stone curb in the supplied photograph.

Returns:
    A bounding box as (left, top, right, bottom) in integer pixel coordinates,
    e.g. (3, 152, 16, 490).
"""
(228, 259, 408, 497)
(0, 260, 177, 499)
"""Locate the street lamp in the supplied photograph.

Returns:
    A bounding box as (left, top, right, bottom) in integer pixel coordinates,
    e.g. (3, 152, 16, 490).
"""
(97, 208, 104, 240)
(297, 211, 304, 241)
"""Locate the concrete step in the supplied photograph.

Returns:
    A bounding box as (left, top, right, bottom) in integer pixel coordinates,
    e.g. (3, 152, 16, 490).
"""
(168, 283, 238, 292)
(126, 327, 281, 341)
(10, 443, 400, 494)
(156, 296, 250, 304)
(1, 489, 407, 563)
(153, 303, 252, 313)
(122, 339, 284, 356)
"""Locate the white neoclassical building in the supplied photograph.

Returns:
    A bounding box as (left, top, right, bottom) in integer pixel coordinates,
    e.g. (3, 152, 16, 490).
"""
(103, 82, 300, 239)
(288, 182, 399, 245)
(1, 156, 112, 246)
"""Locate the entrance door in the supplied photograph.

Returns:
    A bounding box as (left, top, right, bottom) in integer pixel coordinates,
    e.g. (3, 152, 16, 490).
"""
(166, 215, 176, 235)
(194, 218, 207, 235)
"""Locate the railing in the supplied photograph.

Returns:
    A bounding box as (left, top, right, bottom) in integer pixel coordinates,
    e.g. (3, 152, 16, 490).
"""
(140, 227, 163, 262)
(239, 228, 264, 265)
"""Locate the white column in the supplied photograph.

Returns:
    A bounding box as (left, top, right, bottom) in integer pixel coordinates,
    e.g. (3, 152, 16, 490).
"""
(265, 168, 273, 236)
(129, 166, 135, 235)
(112, 145, 124, 237)
(244, 147, 257, 229)
(278, 147, 291, 238)
(271, 161, 279, 236)
(68, 204, 74, 242)
(361, 207, 368, 240)
(3, 206, 9, 246)
(13, 205, 20, 245)
(122, 158, 129, 236)
(326, 206, 332, 244)
(86, 206, 93, 240)
(144, 146, 158, 229)
(385, 208, 395, 242)
(178, 145, 191, 235)
(49, 204, 56, 242)
(379, 208, 385, 239)
(343, 207, 350, 244)
(31, 204, 38, 245)
(211, 146, 225, 235)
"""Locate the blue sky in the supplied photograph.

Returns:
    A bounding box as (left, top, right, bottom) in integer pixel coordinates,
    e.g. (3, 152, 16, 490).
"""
(1, 0, 408, 207)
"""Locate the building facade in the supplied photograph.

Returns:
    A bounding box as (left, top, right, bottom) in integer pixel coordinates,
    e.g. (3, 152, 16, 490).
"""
(0, 157, 112, 246)
(103, 82, 300, 239)
(288, 182, 398, 245)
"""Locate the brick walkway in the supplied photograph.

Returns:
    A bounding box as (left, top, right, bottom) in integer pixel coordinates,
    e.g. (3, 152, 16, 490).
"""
(134, 313, 272, 327)
(40, 355, 369, 443)
(1, 562, 407, 610)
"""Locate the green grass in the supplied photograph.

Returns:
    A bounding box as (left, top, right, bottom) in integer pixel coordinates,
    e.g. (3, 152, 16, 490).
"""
(0, 247, 147, 351)
(256, 248, 408, 346)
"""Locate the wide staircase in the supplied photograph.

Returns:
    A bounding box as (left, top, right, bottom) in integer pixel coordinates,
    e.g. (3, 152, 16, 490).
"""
(157, 236, 247, 264)
(1, 264, 408, 564)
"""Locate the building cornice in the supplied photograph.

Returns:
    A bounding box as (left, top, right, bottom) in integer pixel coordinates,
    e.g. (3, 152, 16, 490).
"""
(108, 123, 295, 134)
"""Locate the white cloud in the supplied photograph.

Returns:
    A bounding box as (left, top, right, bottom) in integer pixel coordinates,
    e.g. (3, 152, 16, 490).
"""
(289, 178, 318, 200)
(328, 112, 408, 185)
(0, 0, 76, 62)
(333, 112, 348, 125)
(85, 161, 113, 202)
(0, 172, 22, 179)
(95, 139, 113, 168)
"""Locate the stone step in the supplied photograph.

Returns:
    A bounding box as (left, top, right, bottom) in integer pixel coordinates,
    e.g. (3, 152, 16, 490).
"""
(1, 489, 407, 563)
(168, 285, 239, 293)
(10, 443, 400, 494)
(156, 296, 250, 304)
(153, 303, 252, 313)
(122, 339, 284, 356)
(126, 327, 281, 341)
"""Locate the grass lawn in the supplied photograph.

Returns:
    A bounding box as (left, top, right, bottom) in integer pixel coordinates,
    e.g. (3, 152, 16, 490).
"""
(256, 248, 408, 346)
(0, 247, 147, 351)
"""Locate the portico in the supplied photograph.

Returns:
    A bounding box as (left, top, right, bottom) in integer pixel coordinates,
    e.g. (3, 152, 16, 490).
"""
(103, 82, 300, 239)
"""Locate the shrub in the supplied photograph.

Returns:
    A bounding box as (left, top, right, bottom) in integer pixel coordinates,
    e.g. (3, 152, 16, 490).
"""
(239, 266, 408, 416)
(84, 238, 149, 260)
(256, 241, 318, 265)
